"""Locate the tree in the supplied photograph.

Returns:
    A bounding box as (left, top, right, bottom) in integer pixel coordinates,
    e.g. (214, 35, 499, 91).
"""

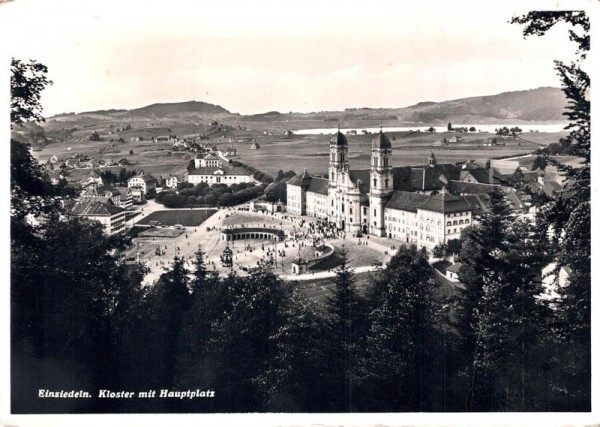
(256, 288, 330, 411)
(432, 243, 448, 259)
(142, 257, 191, 391)
(428, 126, 436, 133)
(196, 265, 288, 411)
(10, 58, 53, 128)
(90, 131, 101, 141)
(512, 11, 590, 410)
(321, 248, 366, 411)
(360, 245, 440, 411)
(447, 122, 453, 131)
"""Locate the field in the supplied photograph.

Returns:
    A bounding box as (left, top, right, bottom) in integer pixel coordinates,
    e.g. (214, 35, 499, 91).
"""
(137, 209, 217, 226)
(229, 130, 568, 177)
(29, 109, 570, 181)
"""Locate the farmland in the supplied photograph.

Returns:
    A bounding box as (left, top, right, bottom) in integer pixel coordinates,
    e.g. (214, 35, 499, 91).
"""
(23, 93, 570, 183)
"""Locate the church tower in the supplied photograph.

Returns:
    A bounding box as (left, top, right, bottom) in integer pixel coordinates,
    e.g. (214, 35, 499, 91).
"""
(328, 129, 350, 230)
(329, 129, 349, 179)
(369, 130, 393, 237)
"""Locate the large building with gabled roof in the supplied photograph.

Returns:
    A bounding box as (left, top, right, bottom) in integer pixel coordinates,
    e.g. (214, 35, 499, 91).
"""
(286, 130, 473, 250)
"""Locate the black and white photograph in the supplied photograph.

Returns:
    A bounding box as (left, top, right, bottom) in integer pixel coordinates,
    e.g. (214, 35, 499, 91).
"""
(1, 0, 596, 425)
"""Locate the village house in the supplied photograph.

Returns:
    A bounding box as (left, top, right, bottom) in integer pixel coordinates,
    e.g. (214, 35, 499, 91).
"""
(127, 170, 157, 201)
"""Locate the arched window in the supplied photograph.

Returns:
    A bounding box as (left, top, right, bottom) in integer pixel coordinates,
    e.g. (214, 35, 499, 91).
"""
(459, 220, 464, 224)
(384, 178, 389, 188)
(453, 220, 457, 225)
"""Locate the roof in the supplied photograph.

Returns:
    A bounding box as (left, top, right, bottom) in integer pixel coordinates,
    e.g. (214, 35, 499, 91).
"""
(460, 168, 493, 184)
(70, 200, 125, 217)
(417, 192, 472, 214)
(391, 166, 414, 191)
(349, 169, 371, 194)
(447, 180, 500, 196)
(330, 130, 348, 147)
(372, 131, 392, 149)
(286, 170, 312, 187)
(385, 191, 430, 212)
(462, 194, 491, 215)
(188, 166, 252, 176)
(410, 163, 461, 191)
(96, 185, 120, 196)
(446, 262, 462, 274)
(307, 177, 329, 195)
(385, 191, 471, 214)
(203, 153, 220, 160)
(129, 173, 157, 183)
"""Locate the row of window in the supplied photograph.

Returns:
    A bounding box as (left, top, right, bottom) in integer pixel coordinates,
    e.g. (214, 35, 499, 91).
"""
(446, 219, 469, 226)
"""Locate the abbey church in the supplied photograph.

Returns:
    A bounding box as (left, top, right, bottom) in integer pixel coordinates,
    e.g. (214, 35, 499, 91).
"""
(286, 130, 475, 251)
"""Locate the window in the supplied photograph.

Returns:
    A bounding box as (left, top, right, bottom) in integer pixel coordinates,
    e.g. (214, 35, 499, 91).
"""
(465, 219, 470, 224)
(374, 208, 377, 217)
(373, 178, 377, 187)
(453, 220, 457, 225)
(384, 178, 389, 188)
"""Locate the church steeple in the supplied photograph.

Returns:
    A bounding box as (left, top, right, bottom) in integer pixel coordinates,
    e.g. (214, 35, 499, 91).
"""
(369, 130, 393, 238)
(428, 151, 437, 167)
(329, 129, 349, 174)
(370, 130, 393, 194)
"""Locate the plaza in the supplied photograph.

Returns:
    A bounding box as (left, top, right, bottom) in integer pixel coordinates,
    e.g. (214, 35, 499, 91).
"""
(127, 202, 401, 286)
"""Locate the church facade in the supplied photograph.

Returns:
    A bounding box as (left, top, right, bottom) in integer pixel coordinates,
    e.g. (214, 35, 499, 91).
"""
(286, 130, 473, 251)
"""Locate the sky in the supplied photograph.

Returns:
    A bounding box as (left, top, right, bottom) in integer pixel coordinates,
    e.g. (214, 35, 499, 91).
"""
(0, 0, 590, 116)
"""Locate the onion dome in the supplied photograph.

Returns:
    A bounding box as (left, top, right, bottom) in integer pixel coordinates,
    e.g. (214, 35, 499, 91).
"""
(371, 130, 392, 149)
(330, 130, 348, 146)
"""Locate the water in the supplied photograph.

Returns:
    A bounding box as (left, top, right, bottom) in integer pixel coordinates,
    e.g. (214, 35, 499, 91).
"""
(293, 123, 569, 135)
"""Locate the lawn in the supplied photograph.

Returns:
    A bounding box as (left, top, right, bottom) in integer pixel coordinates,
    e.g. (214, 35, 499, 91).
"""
(137, 209, 217, 226)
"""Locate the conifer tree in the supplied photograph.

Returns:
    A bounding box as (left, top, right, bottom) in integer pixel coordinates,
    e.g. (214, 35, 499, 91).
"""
(360, 245, 439, 411)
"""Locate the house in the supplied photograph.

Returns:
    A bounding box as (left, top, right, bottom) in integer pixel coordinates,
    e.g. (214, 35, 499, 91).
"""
(127, 171, 157, 201)
(171, 140, 189, 151)
(165, 174, 180, 189)
(445, 262, 462, 282)
(250, 142, 261, 150)
(68, 199, 127, 235)
(195, 152, 224, 169)
(188, 166, 254, 186)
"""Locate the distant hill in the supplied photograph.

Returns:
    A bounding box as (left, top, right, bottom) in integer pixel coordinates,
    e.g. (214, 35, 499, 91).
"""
(46, 87, 567, 125)
(127, 100, 230, 117)
(404, 87, 567, 122)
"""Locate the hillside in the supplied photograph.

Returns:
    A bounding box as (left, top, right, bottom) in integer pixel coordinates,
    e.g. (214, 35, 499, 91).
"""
(126, 100, 230, 117)
(403, 87, 567, 123)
